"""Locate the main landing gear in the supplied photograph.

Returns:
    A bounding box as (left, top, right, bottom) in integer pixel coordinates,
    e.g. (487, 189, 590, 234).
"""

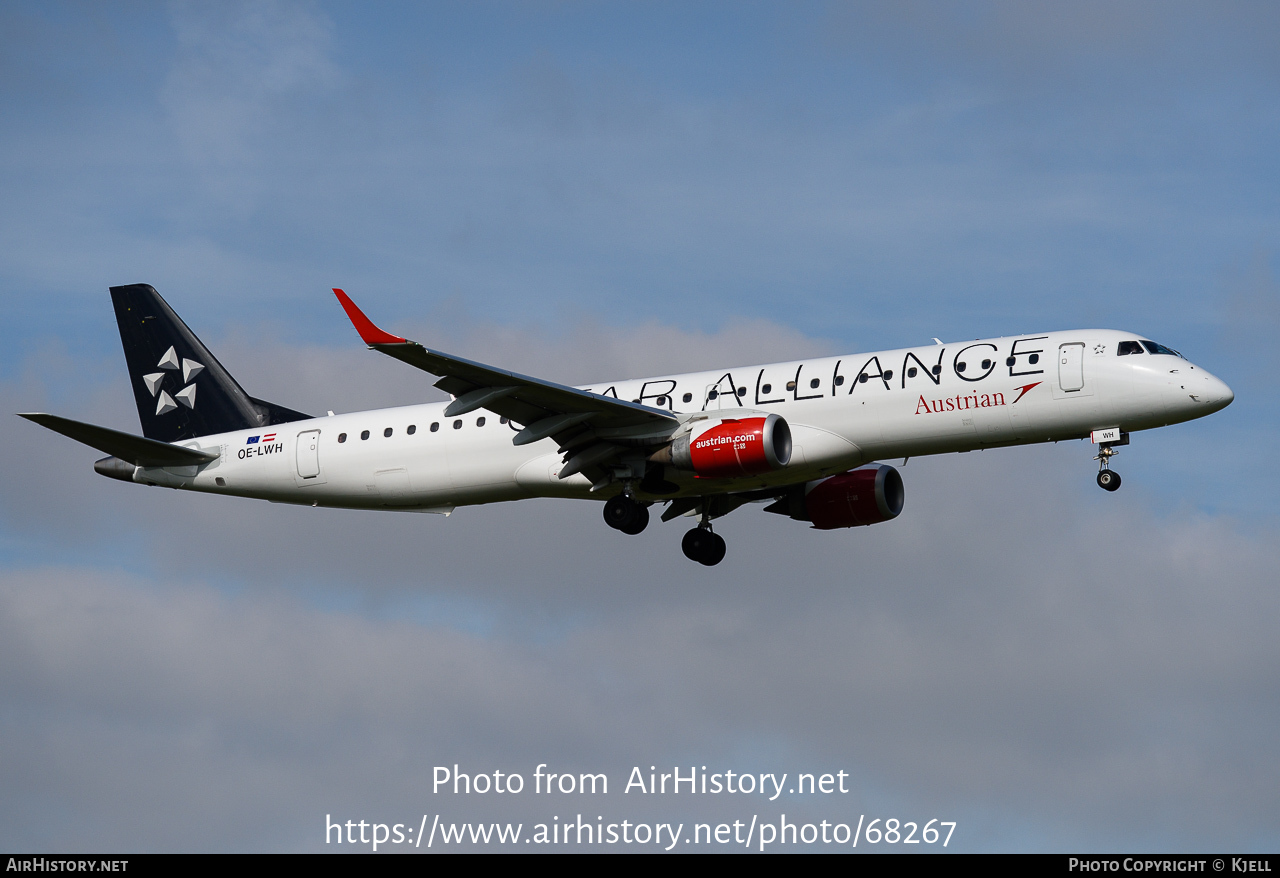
(1094, 444, 1122, 492)
(682, 525, 726, 567)
(603, 493, 649, 535)
(604, 490, 727, 566)
(681, 503, 726, 567)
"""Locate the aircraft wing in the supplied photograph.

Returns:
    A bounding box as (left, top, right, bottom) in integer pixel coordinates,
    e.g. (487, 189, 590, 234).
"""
(18, 413, 219, 467)
(334, 289, 679, 480)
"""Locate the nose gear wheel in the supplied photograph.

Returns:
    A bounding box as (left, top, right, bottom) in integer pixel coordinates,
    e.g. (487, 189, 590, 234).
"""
(1094, 444, 1121, 492)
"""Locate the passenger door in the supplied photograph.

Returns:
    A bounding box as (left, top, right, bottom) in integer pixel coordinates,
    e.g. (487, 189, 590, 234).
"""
(295, 430, 321, 479)
(1058, 343, 1085, 392)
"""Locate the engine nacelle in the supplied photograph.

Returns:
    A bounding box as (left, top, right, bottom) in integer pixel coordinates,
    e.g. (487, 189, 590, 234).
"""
(806, 465, 904, 528)
(766, 464, 905, 529)
(658, 414, 792, 479)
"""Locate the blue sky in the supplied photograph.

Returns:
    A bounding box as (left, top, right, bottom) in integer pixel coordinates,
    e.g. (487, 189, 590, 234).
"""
(1, 1, 1278, 852)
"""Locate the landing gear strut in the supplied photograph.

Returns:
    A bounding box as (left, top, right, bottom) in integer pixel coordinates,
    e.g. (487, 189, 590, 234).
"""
(603, 493, 649, 534)
(1094, 444, 1122, 492)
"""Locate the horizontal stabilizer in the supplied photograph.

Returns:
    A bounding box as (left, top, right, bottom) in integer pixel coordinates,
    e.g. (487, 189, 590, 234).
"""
(18, 413, 219, 467)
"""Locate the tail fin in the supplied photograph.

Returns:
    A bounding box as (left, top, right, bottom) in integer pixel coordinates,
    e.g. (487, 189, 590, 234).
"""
(110, 284, 310, 442)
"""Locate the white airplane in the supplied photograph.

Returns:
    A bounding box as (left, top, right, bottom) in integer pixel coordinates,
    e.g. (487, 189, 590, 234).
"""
(21, 284, 1234, 566)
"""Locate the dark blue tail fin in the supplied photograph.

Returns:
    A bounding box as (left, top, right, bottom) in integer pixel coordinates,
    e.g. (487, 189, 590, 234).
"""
(110, 284, 310, 442)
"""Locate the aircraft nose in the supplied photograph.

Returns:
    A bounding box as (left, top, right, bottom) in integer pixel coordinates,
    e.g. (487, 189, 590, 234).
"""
(1193, 369, 1234, 412)
(1210, 375, 1234, 409)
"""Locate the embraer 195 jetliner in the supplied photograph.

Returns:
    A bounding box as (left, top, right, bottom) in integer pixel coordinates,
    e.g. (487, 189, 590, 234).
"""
(21, 285, 1234, 566)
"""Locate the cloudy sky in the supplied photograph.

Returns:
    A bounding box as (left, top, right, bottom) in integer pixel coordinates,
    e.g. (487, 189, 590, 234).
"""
(2, 0, 1278, 853)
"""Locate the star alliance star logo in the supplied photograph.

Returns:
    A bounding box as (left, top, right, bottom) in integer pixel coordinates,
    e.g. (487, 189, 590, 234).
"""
(142, 345, 203, 415)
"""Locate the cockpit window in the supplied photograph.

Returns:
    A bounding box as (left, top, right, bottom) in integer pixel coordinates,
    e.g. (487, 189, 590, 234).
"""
(1140, 340, 1182, 357)
(1117, 341, 1144, 355)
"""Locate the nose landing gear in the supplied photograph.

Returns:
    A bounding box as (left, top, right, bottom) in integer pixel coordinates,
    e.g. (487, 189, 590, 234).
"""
(1094, 444, 1122, 492)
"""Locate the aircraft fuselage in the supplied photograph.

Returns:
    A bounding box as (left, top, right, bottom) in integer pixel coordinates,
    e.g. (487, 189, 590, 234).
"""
(129, 328, 1233, 512)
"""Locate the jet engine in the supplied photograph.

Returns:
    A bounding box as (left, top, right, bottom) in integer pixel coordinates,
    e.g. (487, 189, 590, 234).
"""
(653, 414, 792, 479)
(766, 464, 905, 529)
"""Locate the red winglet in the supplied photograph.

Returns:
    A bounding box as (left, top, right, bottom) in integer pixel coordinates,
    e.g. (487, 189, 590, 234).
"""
(333, 288, 408, 345)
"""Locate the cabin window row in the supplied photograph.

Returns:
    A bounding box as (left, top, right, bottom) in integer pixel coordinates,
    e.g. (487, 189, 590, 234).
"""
(759, 377, 827, 394)
(642, 363, 958, 405)
(336, 415, 505, 444)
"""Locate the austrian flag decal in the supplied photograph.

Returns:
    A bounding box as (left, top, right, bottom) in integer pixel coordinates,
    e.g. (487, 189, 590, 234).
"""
(238, 433, 283, 460)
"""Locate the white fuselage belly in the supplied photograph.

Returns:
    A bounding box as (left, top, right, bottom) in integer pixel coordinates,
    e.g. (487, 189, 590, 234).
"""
(134, 330, 1232, 510)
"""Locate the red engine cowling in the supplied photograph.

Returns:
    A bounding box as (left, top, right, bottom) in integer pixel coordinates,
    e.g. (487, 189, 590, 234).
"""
(666, 414, 792, 479)
(804, 465, 904, 529)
